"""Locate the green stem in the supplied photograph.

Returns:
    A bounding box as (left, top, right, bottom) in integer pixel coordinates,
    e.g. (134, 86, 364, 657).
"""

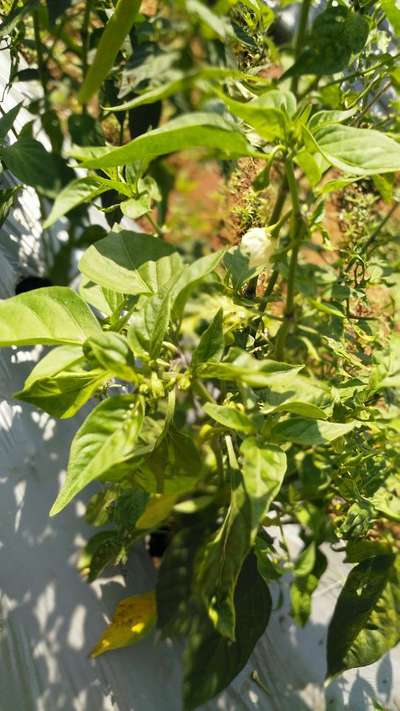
(322, 52, 400, 89)
(274, 158, 304, 360)
(290, 0, 312, 95)
(194, 380, 216, 404)
(269, 177, 288, 226)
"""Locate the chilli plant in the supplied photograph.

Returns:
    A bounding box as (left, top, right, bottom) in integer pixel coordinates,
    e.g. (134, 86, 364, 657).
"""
(1, 0, 400, 708)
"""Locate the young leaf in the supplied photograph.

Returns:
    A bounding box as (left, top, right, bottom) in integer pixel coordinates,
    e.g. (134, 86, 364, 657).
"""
(80, 113, 255, 170)
(183, 553, 271, 710)
(240, 438, 287, 538)
(271, 417, 356, 445)
(291, 549, 327, 626)
(90, 591, 156, 657)
(172, 251, 224, 319)
(196, 470, 252, 639)
(327, 555, 400, 677)
(128, 289, 171, 359)
(309, 123, 400, 176)
(79, 230, 183, 295)
(50, 395, 144, 515)
(0, 287, 100, 346)
(203, 403, 255, 434)
(78, 0, 142, 104)
(83, 332, 136, 381)
(192, 308, 224, 369)
(44, 176, 131, 228)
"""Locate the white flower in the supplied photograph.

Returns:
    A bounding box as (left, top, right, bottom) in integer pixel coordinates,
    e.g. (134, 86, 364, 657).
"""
(240, 227, 274, 270)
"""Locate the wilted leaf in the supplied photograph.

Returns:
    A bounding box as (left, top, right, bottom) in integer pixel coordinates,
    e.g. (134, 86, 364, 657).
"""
(90, 591, 156, 657)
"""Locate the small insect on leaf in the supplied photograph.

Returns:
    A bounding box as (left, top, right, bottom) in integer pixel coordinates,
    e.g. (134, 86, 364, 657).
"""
(90, 591, 156, 658)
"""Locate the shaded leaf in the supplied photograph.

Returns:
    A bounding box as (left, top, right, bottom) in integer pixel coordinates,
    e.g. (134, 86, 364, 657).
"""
(183, 553, 271, 710)
(327, 555, 400, 677)
(192, 308, 224, 369)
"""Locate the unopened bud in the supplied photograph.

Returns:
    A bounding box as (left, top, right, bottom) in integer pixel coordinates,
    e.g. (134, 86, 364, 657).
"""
(240, 227, 274, 269)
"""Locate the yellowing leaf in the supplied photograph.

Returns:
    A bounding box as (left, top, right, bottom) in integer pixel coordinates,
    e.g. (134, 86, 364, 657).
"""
(90, 591, 156, 658)
(136, 494, 177, 530)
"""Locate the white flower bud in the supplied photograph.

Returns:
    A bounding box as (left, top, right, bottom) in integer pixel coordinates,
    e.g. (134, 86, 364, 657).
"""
(239, 227, 274, 270)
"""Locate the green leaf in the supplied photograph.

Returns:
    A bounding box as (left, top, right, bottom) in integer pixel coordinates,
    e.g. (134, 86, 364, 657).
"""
(197, 350, 302, 388)
(224, 247, 256, 291)
(78, 0, 141, 103)
(44, 176, 131, 228)
(0, 136, 70, 196)
(0, 287, 100, 346)
(309, 123, 400, 176)
(259, 374, 333, 419)
(381, 0, 400, 34)
(79, 230, 183, 295)
(136, 429, 205, 495)
(136, 493, 178, 529)
(217, 89, 295, 141)
(291, 549, 327, 626)
(240, 438, 287, 538)
(183, 553, 271, 710)
(271, 417, 357, 445)
(50, 395, 144, 515)
(286, 6, 369, 78)
(83, 332, 136, 380)
(120, 194, 152, 220)
(105, 66, 260, 113)
(196, 469, 252, 639)
(157, 524, 208, 638)
(46, 0, 72, 25)
(79, 113, 255, 169)
(294, 541, 316, 577)
(204, 403, 255, 434)
(0, 103, 21, 142)
(22, 345, 84, 386)
(192, 308, 224, 369)
(186, 0, 235, 40)
(15, 364, 109, 419)
(327, 555, 400, 677)
(128, 289, 171, 359)
(80, 278, 125, 317)
(370, 474, 400, 522)
(172, 251, 224, 318)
